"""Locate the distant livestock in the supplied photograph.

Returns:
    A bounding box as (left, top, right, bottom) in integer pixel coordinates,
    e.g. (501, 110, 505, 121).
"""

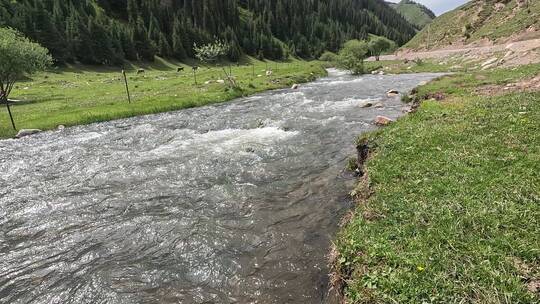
(177, 67, 185, 72)
(137, 69, 145, 74)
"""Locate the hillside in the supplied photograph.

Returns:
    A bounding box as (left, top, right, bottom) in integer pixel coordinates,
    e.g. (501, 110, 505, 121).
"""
(0, 0, 416, 65)
(405, 0, 540, 50)
(388, 0, 436, 30)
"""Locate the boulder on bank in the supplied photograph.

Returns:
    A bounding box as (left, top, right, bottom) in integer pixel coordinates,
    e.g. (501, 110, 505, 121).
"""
(15, 129, 42, 138)
(291, 84, 299, 90)
(375, 116, 394, 126)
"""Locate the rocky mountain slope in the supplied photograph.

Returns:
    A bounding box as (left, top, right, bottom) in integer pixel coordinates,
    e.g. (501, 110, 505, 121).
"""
(388, 0, 436, 30)
(404, 0, 540, 50)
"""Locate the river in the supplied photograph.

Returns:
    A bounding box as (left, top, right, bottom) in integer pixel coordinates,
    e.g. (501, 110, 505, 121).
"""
(0, 70, 441, 303)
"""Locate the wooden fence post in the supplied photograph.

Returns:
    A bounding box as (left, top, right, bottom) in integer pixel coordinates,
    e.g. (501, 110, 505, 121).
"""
(122, 70, 131, 104)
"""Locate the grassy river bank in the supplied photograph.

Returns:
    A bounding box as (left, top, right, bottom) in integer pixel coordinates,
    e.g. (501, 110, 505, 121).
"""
(334, 63, 540, 303)
(0, 58, 325, 139)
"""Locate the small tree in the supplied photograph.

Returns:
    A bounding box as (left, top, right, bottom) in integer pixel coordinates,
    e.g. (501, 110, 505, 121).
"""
(194, 40, 238, 88)
(0, 28, 52, 131)
(338, 40, 369, 75)
(368, 37, 394, 61)
(193, 40, 229, 63)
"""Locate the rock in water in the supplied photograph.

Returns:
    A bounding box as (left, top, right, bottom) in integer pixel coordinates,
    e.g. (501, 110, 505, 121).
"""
(291, 84, 299, 90)
(387, 89, 399, 97)
(374, 116, 394, 126)
(360, 102, 373, 108)
(15, 129, 42, 138)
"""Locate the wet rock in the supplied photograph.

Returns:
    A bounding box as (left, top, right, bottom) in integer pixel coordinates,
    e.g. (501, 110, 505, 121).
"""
(378, 71, 385, 75)
(387, 89, 399, 97)
(291, 84, 299, 90)
(373, 103, 384, 108)
(245, 147, 255, 153)
(360, 102, 373, 108)
(374, 116, 394, 126)
(15, 129, 42, 138)
(57, 125, 66, 130)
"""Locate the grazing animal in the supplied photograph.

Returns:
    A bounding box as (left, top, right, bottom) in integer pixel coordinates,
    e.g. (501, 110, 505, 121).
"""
(137, 69, 145, 74)
(177, 67, 184, 72)
(192, 66, 199, 71)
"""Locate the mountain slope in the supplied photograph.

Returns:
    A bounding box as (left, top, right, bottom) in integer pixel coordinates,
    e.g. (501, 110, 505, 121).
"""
(405, 0, 540, 50)
(0, 0, 417, 65)
(388, 0, 436, 30)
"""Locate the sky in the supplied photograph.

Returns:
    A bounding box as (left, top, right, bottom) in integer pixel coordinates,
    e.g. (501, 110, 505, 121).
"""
(388, 0, 470, 16)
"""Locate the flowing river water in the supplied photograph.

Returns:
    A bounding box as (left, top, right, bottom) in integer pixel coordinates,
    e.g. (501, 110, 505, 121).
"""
(0, 70, 441, 304)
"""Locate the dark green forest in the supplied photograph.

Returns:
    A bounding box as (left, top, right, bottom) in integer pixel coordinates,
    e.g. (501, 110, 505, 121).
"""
(0, 0, 416, 65)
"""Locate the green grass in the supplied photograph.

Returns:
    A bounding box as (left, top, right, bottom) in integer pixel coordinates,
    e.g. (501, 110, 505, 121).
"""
(0, 57, 325, 138)
(335, 64, 540, 303)
(389, 0, 435, 30)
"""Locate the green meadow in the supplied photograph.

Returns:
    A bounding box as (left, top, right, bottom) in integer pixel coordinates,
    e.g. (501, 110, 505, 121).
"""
(335, 64, 540, 303)
(0, 58, 325, 138)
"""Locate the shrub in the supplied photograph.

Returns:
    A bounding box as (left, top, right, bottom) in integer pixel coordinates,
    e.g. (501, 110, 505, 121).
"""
(319, 51, 338, 62)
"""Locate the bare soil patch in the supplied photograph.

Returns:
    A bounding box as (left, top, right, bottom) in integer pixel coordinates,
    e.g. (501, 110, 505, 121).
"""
(476, 75, 540, 96)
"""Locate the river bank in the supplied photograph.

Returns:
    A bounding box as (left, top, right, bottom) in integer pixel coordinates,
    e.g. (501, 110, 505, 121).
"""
(334, 63, 540, 303)
(0, 58, 325, 139)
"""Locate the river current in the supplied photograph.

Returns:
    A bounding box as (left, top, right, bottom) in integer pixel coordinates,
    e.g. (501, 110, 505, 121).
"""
(0, 70, 441, 303)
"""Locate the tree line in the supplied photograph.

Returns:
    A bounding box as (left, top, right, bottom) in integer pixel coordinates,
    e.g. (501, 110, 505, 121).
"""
(0, 0, 416, 65)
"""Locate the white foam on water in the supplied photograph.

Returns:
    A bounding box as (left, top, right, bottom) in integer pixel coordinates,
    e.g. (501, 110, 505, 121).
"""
(305, 98, 380, 112)
(325, 68, 350, 77)
(150, 127, 299, 155)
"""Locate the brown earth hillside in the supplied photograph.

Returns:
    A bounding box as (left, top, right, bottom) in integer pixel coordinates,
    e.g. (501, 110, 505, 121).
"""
(404, 0, 540, 50)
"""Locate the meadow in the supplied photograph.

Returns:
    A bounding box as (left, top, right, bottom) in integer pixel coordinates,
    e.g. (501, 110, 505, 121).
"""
(1, 57, 325, 138)
(335, 63, 540, 303)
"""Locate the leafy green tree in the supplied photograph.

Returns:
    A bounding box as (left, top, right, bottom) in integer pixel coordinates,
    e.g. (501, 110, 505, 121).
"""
(368, 36, 395, 61)
(0, 28, 52, 130)
(338, 40, 369, 75)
